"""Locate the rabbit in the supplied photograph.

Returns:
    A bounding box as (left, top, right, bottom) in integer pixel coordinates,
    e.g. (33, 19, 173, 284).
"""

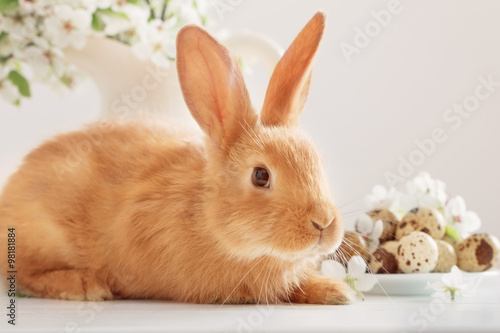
(0, 11, 353, 304)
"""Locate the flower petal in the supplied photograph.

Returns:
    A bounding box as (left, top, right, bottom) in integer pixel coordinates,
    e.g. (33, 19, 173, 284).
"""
(463, 211, 481, 233)
(347, 256, 368, 278)
(460, 277, 482, 297)
(321, 260, 346, 281)
(373, 185, 387, 198)
(367, 238, 380, 254)
(441, 266, 463, 288)
(364, 185, 401, 210)
(431, 291, 445, 298)
(426, 280, 446, 292)
(355, 213, 373, 235)
(372, 220, 384, 239)
(355, 273, 377, 292)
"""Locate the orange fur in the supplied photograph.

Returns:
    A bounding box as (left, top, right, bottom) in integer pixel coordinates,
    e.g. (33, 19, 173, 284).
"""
(0, 12, 352, 304)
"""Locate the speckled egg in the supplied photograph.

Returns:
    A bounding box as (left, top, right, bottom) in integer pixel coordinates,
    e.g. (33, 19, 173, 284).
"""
(396, 231, 438, 273)
(381, 240, 399, 257)
(457, 233, 500, 272)
(382, 240, 403, 273)
(367, 209, 399, 241)
(331, 231, 369, 262)
(369, 242, 399, 274)
(396, 207, 445, 240)
(433, 240, 457, 273)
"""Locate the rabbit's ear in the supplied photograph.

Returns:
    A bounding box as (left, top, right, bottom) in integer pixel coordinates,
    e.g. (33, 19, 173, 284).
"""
(260, 12, 326, 127)
(176, 25, 256, 148)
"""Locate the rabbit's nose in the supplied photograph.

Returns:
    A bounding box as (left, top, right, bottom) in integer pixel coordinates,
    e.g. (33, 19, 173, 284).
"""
(311, 220, 324, 231)
(311, 216, 335, 232)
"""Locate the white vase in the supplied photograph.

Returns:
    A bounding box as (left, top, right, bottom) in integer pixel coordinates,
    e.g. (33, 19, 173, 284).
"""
(63, 32, 283, 127)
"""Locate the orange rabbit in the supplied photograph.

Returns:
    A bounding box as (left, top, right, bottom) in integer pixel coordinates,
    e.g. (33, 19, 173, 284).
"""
(0, 12, 352, 304)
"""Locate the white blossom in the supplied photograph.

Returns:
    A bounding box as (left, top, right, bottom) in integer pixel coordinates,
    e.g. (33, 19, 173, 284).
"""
(100, 4, 150, 36)
(177, 5, 203, 25)
(43, 5, 92, 49)
(168, 0, 202, 24)
(123, 4, 151, 26)
(100, 13, 130, 36)
(444, 196, 481, 238)
(20, 43, 65, 80)
(132, 18, 177, 67)
(355, 213, 383, 253)
(425, 266, 481, 301)
(1, 10, 37, 43)
(401, 172, 448, 211)
(364, 185, 400, 211)
(322, 256, 377, 300)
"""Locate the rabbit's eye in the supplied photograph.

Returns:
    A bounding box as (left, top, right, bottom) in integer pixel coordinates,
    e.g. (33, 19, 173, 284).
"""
(252, 167, 270, 188)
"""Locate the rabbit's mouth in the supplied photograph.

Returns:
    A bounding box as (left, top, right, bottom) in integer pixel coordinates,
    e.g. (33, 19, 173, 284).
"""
(313, 223, 343, 254)
(315, 232, 344, 255)
(294, 235, 343, 261)
(317, 233, 327, 246)
(320, 240, 342, 255)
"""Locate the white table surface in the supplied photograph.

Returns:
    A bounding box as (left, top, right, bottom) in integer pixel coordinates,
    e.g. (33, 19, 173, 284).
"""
(1, 277, 499, 333)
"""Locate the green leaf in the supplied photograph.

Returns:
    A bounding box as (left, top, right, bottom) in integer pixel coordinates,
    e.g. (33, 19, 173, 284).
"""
(91, 12, 103, 31)
(7, 70, 30, 97)
(126, 0, 139, 4)
(0, 55, 11, 65)
(0, 31, 7, 43)
(445, 225, 461, 242)
(0, 0, 18, 13)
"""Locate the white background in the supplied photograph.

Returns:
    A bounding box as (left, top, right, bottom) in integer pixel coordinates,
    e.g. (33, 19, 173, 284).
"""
(1, 0, 499, 239)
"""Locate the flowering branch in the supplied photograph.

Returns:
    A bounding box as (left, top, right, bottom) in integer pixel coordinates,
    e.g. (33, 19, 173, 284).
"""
(0, 0, 209, 104)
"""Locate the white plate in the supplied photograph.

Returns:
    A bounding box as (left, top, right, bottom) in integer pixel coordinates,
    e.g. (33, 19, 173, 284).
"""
(367, 269, 500, 295)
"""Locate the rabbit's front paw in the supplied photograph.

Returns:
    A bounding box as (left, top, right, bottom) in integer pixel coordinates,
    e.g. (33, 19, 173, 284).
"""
(290, 275, 354, 305)
(19, 269, 113, 301)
